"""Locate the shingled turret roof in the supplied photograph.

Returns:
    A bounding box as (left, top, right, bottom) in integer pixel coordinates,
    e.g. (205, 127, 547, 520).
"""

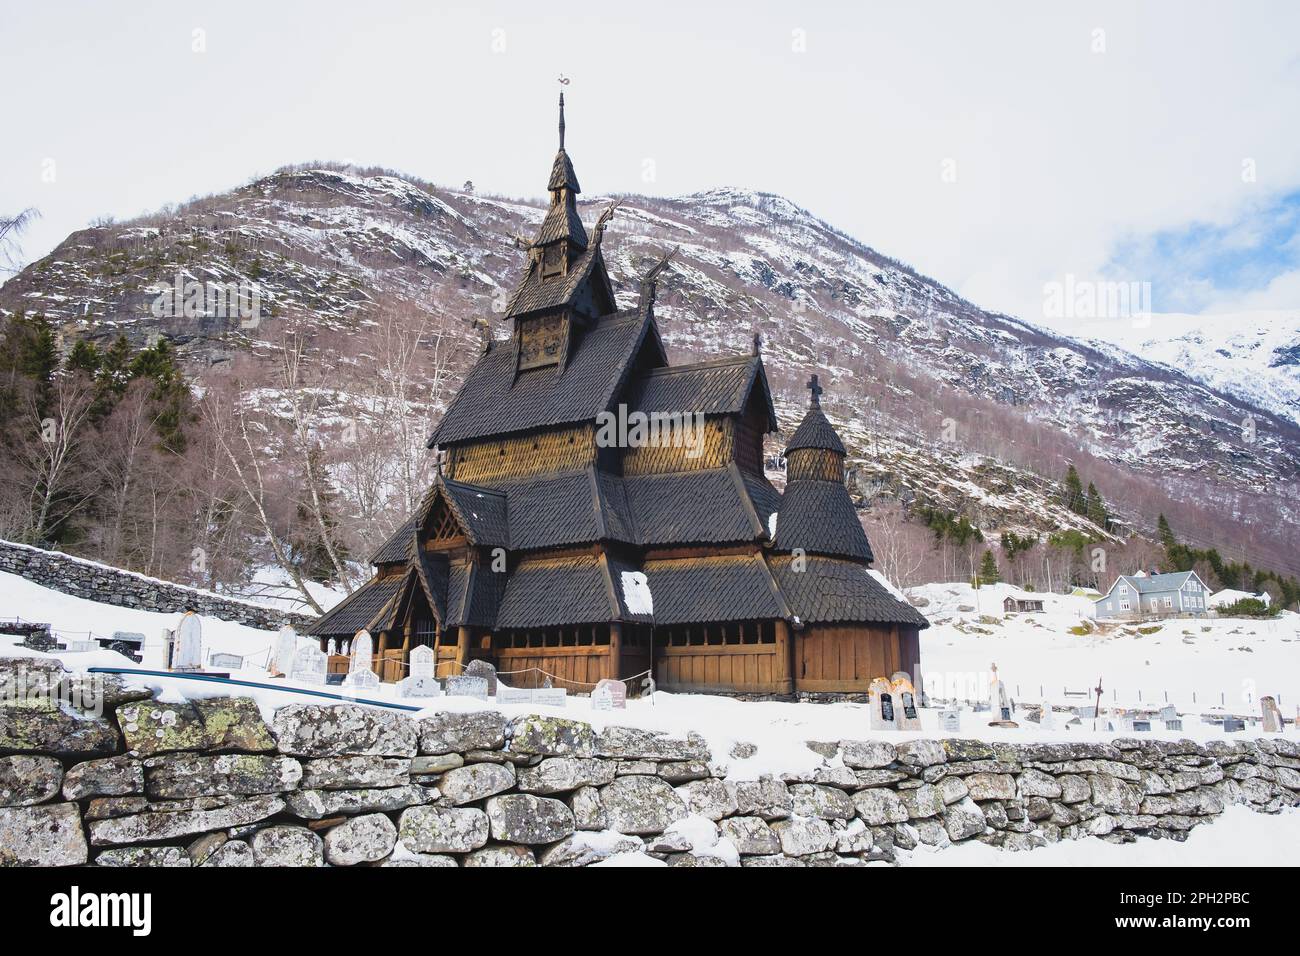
(784, 375, 846, 455)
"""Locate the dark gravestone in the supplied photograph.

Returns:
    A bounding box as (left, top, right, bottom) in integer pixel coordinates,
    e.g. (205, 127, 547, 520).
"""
(465, 659, 498, 696)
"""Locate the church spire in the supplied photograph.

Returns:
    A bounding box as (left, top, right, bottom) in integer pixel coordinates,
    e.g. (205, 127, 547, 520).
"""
(558, 90, 566, 149)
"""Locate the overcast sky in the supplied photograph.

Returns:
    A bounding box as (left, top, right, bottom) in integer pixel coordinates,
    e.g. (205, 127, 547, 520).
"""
(2, 0, 1298, 332)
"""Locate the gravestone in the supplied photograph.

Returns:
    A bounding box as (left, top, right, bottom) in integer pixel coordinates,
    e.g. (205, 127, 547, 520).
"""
(987, 665, 1017, 728)
(399, 646, 442, 699)
(342, 630, 380, 692)
(939, 708, 961, 732)
(497, 683, 568, 707)
(1074, 705, 1097, 719)
(327, 639, 338, 656)
(291, 646, 327, 685)
(1163, 718, 1184, 732)
(891, 675, 922, 731)
(209, 652, 243, 670)
(445, 676, 489, 701)
(591, 678, 627, 711)
(1039, 701, 1055, 731)
(868, 677, 897, 731)
(173, 612, 204, 671)
(1222, 718, 1246, 733)
(1132, 719, 1151, 732)
(465, 659, 498, 696)
(65, 640, 98, 653)
(1159, 704, 1178, 721)
(272, 626, 298, 677)
(1260, 696, 1282, 733)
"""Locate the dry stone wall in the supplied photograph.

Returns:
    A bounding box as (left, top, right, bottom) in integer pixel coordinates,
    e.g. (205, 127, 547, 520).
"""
(1, 658, 1298, 867)
(0, 540, 312, 632)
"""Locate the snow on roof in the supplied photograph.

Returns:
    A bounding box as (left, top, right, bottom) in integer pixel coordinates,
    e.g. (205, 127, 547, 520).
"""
(1210, 588, 1270, 607)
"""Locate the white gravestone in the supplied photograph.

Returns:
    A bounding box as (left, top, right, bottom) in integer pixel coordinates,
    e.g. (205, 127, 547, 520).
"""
(1039, 701, 1055, 730)
(173, 612, 204, 671)
(1261, 696, 1283, 733)
(209, 652, 243, 670)
(868, 677, 897, 732)
(271, 626, 298, 677)
(343, 630, 380, 692)
(445, 675, 490, 700)
(891, 675, 922, 731)
(291, 646, 327, 685)
(939, 708, 961, 733)
(497, 682, 567, 707)
(591, 678, 627, 711)
(399, 646, 442, 699)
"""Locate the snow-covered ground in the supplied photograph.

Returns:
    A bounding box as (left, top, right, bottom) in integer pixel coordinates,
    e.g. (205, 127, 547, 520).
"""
(912, 581, 1299, 718)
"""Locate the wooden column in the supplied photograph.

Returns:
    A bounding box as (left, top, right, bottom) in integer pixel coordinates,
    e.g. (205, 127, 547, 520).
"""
(774, 620, 794, 695)
(608, 622, 623, 682)
(375, 630, 388, 677)
(456, 626, 472, 669)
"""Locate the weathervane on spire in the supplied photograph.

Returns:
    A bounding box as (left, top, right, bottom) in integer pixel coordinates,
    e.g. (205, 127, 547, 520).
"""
(557, 74, 570, 149)
(807, 374, 823, 406)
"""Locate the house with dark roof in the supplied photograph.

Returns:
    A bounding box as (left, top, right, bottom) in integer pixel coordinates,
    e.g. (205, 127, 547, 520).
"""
(1093, 570, 1210, 621)
(309, 94, 928, 694)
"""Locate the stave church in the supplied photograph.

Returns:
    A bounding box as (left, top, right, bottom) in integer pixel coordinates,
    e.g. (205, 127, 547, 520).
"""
(309, 95, 928, 695)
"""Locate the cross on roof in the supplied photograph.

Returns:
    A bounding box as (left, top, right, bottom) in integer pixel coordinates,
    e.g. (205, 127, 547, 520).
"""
(806, 374, 823, 406)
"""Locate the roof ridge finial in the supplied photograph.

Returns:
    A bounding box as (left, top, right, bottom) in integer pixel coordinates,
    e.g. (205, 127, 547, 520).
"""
(807, 373, 823, 407)
(557, 76, 570, 149)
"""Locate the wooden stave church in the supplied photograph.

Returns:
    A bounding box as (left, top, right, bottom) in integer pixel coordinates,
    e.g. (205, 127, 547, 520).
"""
(308, 95, 929, 695)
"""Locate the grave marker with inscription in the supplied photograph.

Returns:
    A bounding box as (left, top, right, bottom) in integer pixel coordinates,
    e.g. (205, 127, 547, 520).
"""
(291, 646, 327, 685)
(891, 674, 922, 731)
(271, 626, 298, 677)
(868, 677, 897, 731)
(445, 676, 490, 701)
(939, 708, 961, 733)
(173, 611, 204, 671)
(342, 630, 380, 692)
(465, 659, 498, 695)
(399, 646, 442, 698)
(591, 678, 627, 711)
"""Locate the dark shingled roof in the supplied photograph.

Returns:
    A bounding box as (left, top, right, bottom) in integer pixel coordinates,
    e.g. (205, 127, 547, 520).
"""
(771, 556, 929, 628)
(495, 556, 617, 629)
(623, 466, 765, 547)
(414, 551, 449, 623)
(504, 241, 608, 318)
(547, 148, 580, 192)
(626, 356, 778, 430)
(307, 573, 407, 638)
(536, 199, 588, 248)
(785, 405, 847, 456)
(438, 479, 509, 547)
(772, 480, 873, 561)
(500, 468, 635, 550)
(445, 562, 505, 629)
(370, 519, 414, 565)
(642, 555, 788, 625)
(429, 307, 659, 446)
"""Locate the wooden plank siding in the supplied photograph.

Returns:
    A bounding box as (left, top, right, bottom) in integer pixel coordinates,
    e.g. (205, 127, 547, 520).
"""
(490, 644, 614, 689)
(794, 624, 921, 693)
(655, 643, 779, 693)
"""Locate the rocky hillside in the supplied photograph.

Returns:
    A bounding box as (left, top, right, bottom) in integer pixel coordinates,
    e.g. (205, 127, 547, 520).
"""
(4, 165, 1298, 571)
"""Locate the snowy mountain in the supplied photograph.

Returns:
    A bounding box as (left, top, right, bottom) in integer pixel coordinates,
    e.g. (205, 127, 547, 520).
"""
(1080, 311, 1300, 429)
(3, 165, 1299, 572)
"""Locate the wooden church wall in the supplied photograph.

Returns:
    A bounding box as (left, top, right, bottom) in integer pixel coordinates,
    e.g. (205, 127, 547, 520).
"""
(794, 624, 921, 693)
(621, 417, 735, 476)
(447, 423, 597, 484)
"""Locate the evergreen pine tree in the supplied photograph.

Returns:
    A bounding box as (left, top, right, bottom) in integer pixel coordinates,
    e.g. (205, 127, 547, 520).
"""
(1062, 464, 1086, 515)
(978, 549, 1001, 585)
(1085, 482, 1108, 528)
